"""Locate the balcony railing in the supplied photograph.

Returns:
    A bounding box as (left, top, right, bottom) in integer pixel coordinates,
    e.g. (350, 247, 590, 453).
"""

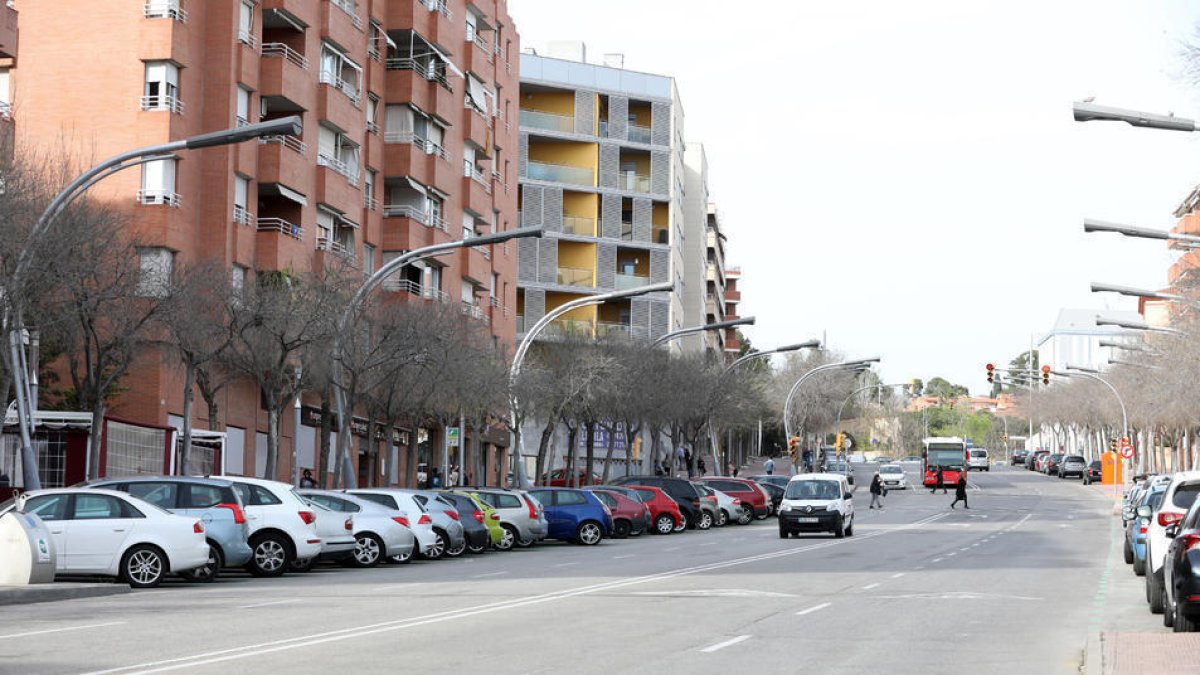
(628, 125, 652, 144)
(615, 273, 651, 290)
(385, 278, 422, 295)
(520, 109, 574, 134)
(516, 315, 525, 333)
(368, 37, 384, 61)
(561, 216, 596, 236)
(261, 42, 308, 69)
(556, 266, 593, 287)
(607, 171, 651, 194)
(422, 0, 452, 18)
(259, 134, 307, 154)
(238, 30, 258, 49)
(316, 237, 354, 259)
(364, 195, 377, 211)
(141, 95, 184, 114)
(383, 131, 448, 159)
(383, 204, 424, 221)
(385, 58, 452, 91)
(423, 287, 450, 303)
(366, 121, 379, 135)
(137, 190, 181, 207)
(233, 205, 253, 225)
(330, 0, 363, 29)
(620, 222, 634, 241)
(319, 71, 361, 105)
(256, 217, 303, 240)
(525, 161, 593, 187)
(144, 0, 187, 21)
(317, 154, 359, 184)
(464, 161, 492, 194)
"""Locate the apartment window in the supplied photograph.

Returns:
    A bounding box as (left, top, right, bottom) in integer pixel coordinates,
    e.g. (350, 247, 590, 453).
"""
(143, 61, 181, 113)
(238, 1, 256, 46)
(317, 124, 360, 182)
(465, 11, 478, 42)
(461, 281, 475, 307)
(429, 265, 443, 293)
(427, 194, 443, 228)
(137, 248, 174, 297)
(233, 175, 250, 224)
(364, 169, 377, 209)
(368, 20, 385, 60)
(145, 0, 188, 22)
(317, 208, 335, 249)
(366, 94, 379, 134)
(462, 213, 475, 240)
(363, 244, 376, 277)
(235, 86, 252, 127)
(465, 74, 490, 115)
(231, 265, 246, 299)
(490, 273, 499, 301)
(0, 68, 10, 117)
(463, 145, 476, 178)
(139, 158, 178, 205)
(319, 41, 362, 103)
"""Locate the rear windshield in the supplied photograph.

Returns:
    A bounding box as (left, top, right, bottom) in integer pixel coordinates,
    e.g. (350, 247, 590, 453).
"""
(1173, 483, 1200, 510)
(970, 450, 987, 457)
(784, 480, 840, 500)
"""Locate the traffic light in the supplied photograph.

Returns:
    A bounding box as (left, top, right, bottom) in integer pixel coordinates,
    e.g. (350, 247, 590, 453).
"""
(1042, 365, 1051, 385)
(986, 363, 995, 383)
(788, 436, 800, 463)
(835, 432, 846, 454)
(631, 436, 642, 461)
(1109, 438, 1118, 454)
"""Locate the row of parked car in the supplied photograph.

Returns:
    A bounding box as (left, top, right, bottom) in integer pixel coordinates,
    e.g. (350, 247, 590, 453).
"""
(0, 472, 791, 589)
(1119, 471, 1200, 632)
(1014, 449, 1102, 483)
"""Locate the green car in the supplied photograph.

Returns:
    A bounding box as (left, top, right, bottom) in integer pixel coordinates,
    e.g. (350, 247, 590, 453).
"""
(454, 490, 506, 548)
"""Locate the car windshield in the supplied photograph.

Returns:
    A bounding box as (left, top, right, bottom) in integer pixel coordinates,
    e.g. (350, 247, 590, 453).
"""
(970, 450, 986, 457)
(1066, 456, 1085, 463)
(880, 466, 903, 474)
(785, 480, 840, 500)
(1173, 483, 1200, 510)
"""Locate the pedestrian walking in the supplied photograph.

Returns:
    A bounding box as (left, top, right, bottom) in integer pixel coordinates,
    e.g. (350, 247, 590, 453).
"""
(448, 464, 460, 486)
(869, 472, 885, 509)
(765, 457, 775, 475)
(727, 462, 736, 477)
(299, 469, 317, 488)
(931, 466, 947, 494)
(676, 445, 686, 472)
(951, 475, 969, 509)
(430, 468, 442, 489)
(697, 457, 707, 476)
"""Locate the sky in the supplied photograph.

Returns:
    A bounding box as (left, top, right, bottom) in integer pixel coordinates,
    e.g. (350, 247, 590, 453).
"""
(509, 0, 1200, 395)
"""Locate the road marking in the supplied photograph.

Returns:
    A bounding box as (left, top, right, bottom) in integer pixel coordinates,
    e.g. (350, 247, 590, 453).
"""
(946, 552, 957, 557)
(862, 583, 881, 590)
(890, 572, 906, 579)
(552, 562, 580, 568)
(700, 635, 751, 653)
(613, 554, 635, 560)
(85, 513, 950, 675)
(0, 621, 126, 640)
(959, 547, 970, 552)
(795, 602, 832, 616)
(239, 599, 301, 610)
(634, 589, 795, 599)
(372, 584, 414, 592)
(932, 557, 944, 563)
(471, 571, 507, 578)
(664, 546, 680, 551)
(699, 541, 717, 546)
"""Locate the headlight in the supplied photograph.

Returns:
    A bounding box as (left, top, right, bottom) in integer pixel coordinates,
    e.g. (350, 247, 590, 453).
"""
(825, 503, 838, 511)
(780, 505, 792, 513)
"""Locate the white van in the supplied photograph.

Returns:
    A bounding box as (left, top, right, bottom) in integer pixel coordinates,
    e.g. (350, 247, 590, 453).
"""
(968, 448, 990, 472)
(777, 473, 854, 539)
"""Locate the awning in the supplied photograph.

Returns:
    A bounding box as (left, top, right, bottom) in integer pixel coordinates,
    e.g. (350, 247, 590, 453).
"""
(277, 184, 307, 206)
(466, 76, 490, 115)
(403, 176, 427, 195)
(335, 213, 360, 229)
(426, 42, 465, 79)
(266, 8, 307, 32)
(428, 185, 450, 200)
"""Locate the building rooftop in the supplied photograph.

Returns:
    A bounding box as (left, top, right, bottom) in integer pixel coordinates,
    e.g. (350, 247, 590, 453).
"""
(519, 52, 673, 100)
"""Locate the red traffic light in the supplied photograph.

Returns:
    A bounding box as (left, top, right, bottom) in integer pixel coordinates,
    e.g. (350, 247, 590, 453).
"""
(986, 363, 994, 371)
(1041, 365, 1051, 374)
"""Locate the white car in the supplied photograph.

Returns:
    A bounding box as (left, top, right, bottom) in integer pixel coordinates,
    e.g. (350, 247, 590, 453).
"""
(1144, 471, 1200, 615)
(777, 473, 854, 539)
(878, 463, 909, 490)
(1, 488, 209, 588)
(348, 488, 440, 560)
(299, 490, 417, 566)
(967, 449, 990, 471)
(289, 500, 357, 571)
(223, 477, 322, 577)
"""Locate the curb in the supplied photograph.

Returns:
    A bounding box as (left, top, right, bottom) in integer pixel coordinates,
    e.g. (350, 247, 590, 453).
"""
(1082, 631, 1103, 674)
(0, 582, 130, 606)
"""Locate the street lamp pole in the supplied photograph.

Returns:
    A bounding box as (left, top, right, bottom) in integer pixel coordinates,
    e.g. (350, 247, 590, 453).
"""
(782, 359, 880, 440)
(1056, 368, 1130, 495)
(330, 226, 545, 489)
(650, 316, 755, 348)
(832, 383, 912, 451)
(4, 116, 302, 491)
(507, 281, 674, 488)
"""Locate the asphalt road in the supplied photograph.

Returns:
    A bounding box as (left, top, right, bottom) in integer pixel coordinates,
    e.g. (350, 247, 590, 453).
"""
(0, 465, 1117, 674)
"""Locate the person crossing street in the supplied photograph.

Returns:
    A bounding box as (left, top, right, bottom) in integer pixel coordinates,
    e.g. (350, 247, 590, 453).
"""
(951, 474, 969, 509)
(869, 472, 885, 510)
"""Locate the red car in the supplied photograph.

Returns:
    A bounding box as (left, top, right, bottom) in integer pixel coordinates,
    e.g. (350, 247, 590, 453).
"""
(625, 485, 682, 535)
(544, 469, 602, 487)
(696, 477, 771, 522)
(587, 488, 650, 537)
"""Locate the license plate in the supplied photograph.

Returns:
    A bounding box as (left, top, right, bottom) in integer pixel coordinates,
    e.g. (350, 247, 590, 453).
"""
(796, 517, 818, 523)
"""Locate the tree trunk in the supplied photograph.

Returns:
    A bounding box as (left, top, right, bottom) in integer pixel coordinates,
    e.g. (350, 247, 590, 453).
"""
(179, 360, 196, 475)
(265, 404, 280, 480)
(535, 421, 555, 487)
(366, 419, 378, 487)
(87, 402, 106, 480)
(318, 390, 332, 487)
(583, 421, 595, 487)
(600, 424, 617, 483)
(565, 423, 578, 485)
(196, 368, 221, 431)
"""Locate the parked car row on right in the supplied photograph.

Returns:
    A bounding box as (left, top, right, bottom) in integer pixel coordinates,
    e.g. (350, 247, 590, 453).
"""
(1118, 471, 1200, 631)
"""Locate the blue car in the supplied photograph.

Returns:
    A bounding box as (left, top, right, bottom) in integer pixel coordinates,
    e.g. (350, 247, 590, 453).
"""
(1131, 487, 1168, 576)
(86, 476, 252, 581)
(528, 488, 613, 546)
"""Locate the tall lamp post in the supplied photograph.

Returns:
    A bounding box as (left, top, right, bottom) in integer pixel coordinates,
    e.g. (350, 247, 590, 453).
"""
(508, 281, 674, 488)
(5, 116, 302, 491)
(330, 226, 545, 489)
(1058, 366, 1130, 496)
(651, 317, 755, 348)
(782, 358, 880, 440)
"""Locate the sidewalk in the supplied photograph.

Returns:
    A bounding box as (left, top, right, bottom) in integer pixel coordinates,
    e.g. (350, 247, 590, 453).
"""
(0, 582, 129, 606)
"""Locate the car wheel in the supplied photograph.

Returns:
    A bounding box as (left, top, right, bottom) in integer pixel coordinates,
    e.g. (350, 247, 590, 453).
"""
(1176, 597, 1200, 632)
(736, 509, 753, 526)
(716, 510, 729, 527)
(466, 538, 488, 554)
(1149, 571, 1166, 614)
(846, 518, 854, 537)
(289, 556, 315, 572)
(388, 546, 414, 564)
(654, 514, 675, 535)
(445, 537, 466, 557)
(576, 521, 603, 546)
(246, 533, 290, 577)
(754, 511, 769, 521)
(1165, 592, 1176, 628)
(1133, 554, 1146, 577)
(673, 513, 689, 533)
(833, 516, 846, 539)
(1123, 539, 1134, 564)
(495, 525, 518, 551)
(181, 543, 222, 583)
(424, 530, 447, 560)
(697, 511, 713, 530)
(120, 545, 166, 589)
(778, 527, 789, 539)
(351, 533, 384, 568)
(614, 519, 632, 538)
(514, 534, 536, 548)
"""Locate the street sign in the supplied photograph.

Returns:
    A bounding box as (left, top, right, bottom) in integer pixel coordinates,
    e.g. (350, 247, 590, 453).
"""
(1120, 444, 1134, 459)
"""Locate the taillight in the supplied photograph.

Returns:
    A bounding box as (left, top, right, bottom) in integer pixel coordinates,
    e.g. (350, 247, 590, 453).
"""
(217, 502, 246, 525)
(418, 514, 432, 525)
(445, 510, 460, 521)
(524, 496, 538, 520)
(393, 516, 410, 527)
(1139, 525, 1148, 534)
(473, 510, 484, 524)
(193, 521, 204, 534)
(489, 513, 500, 521)
(344, 518, 353, 531)
(1183, 533, 1200, 552)
(299, 511, 316, 525)
(732, 498, 742, 505)
(1159, 511, 1184, 528)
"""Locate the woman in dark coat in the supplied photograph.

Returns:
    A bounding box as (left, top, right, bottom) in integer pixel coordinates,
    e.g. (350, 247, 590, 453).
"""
(951, 475, 969, 509)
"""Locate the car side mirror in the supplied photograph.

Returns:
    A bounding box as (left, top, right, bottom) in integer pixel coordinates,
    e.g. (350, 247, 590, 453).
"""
(1137, 505, 1151, 519)
(1166, 524, 1179, 539)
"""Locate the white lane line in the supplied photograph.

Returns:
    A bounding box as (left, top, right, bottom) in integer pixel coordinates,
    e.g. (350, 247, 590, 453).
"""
(85, 513, 951, 675)
(239, 599, 301, 610)
(890, 572, 906, 579)
(794, 602, 832, 616)
(946, 552, 957, 557)
(471, 571, 507, 578)
(862, 583, 881, 590)
(0, 621, 126, 640)
(372, 584, 414, 592)
(959, 547, 970, 552)
(699, 541, 717, 547)
(664, 546, 680, 551)
(932, 558, 944, 563)
(700, 635, 751, 653)
(613, 555, 635, 560)
(552, 562, 580, 568)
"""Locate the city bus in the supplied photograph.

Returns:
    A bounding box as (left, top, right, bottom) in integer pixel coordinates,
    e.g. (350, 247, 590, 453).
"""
(922, 437, 968, 488)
